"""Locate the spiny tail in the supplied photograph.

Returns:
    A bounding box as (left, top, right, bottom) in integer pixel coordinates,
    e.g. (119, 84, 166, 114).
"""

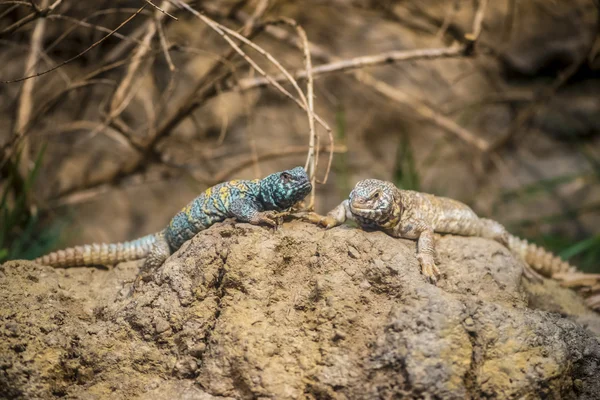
(508, 234, 600, 312)
(34, 232, 161, 268)
(507, 234, 576, 277)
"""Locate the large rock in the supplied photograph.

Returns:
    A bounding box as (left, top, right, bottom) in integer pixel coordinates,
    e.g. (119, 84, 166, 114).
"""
(1, 221, 599, 399)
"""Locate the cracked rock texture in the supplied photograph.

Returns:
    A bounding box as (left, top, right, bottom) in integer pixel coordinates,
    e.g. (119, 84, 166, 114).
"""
(1, 221, 600, 399)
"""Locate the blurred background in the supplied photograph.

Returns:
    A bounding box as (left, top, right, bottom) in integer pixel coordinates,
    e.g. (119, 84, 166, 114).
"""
(1, 0, 599, 272)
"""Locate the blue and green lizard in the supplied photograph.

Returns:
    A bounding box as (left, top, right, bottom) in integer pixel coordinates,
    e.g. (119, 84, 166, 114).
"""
(36, 167, 312, 271)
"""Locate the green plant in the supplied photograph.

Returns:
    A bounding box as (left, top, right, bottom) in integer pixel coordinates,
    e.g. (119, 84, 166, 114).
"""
(0, 147, 64, 263)
(393, 133, 420, 191)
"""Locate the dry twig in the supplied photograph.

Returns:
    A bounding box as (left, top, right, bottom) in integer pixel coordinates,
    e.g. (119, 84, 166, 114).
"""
(109, 1, 172, 116)
(237, 44, 467, 90)
(13, 0, 49, 179)
(143, 0, 177, 20)
(229, 0, 491, 152)
(210, 144, 347, 186)
(0, 0, 62, 39)
(1, 4, 147, 83)
(174, 0, 333, 206)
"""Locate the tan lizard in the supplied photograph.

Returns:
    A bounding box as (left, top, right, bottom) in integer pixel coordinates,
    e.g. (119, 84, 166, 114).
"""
(305, 179, 599, 311)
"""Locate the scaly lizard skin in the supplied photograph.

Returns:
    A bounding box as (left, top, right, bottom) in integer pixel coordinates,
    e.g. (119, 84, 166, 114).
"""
(305, 180, 596, 304)
(36, 167, 312, 273)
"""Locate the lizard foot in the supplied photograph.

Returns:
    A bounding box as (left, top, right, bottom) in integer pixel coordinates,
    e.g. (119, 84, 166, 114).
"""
(302, 212, 338, 229)
(252, 211, 286, 230)
(417, 254, 440, 284)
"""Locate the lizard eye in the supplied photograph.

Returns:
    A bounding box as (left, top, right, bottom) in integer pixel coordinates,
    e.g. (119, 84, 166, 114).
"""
(372, 192, 380, 199)
(281, 172, 292, 183)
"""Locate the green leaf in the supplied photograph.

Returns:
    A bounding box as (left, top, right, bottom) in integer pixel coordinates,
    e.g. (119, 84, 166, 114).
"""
(560, 234, 600, 261)
(24, 144, 47, 193)
(394, 134, 420, 191)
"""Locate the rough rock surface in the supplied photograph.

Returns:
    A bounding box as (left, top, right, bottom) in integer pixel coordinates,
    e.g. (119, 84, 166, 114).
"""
(1, 221, 599, 399)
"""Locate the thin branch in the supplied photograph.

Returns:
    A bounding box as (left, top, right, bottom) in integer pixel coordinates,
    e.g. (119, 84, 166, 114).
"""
(353, 71, 490, 151)
(487, 55, 586, 152)
(227, 2, 489, 152)
(240, 0, 269, 35)
(213, 145, 347, 184)
(103, 17, 150, 63)
(465, 0, 487, 42)
(1, 48, 171, 170)
(174, 1, 331, 134)
(299, 21, 317, 207)
(156, 18, 175, 71)
(237, 44, 466, 90)
(13, 0, 48, 180)
(48, 144, 347, 208)
(27, 0, 39, 11)
(270, 17, 320, 206)
(42, 8, 153, 59)
(1, 1, 33, 7)
(109, 1, 172, 116)
(143, 0, 177, 20)
(47, 14, 144, 44)
(1, 4, 146, 83)
(0, 0, 61, 38)
(436, 0, 460, 39)
(0, 5, 21, 21)
(175, 2, 335, 205)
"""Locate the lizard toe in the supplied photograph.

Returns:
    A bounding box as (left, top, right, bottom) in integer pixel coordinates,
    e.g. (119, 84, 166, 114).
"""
(421, 264, 438, 284)
(418, 257, 440, 284)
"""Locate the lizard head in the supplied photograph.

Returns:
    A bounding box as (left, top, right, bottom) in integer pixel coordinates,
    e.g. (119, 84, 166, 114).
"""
(260, 166, 312, 209)
(348, 179, 398, 225)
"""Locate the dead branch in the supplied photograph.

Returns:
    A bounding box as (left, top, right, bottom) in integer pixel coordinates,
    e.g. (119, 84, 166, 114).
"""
(49, 144, 347, 208)
(353, 71, 490, 151)
(1, 1, 33, 9)
(46, 14, 144, 45)
(1, 4, 147, 83)
(487, 54, 588, 153)
(175, 1, 330, 134)
(212, 144, 347, 185)
(236, 44, 467, 90)
(0, 5, 23, 21)
(465, 0, 487, 43)
(174, 2, 335, 206)
(143, 0, 177, 20)
(0, 0, 61, 39)
(240, 0, 269, 36)
(13, 0, 48, 180)
(156, 17, 175, 72)
(298, 21, 317, 207)
(270, 17, 320, 206)
(229, 0, 492, 152)
(0, 47, 174, 171)
(109, 1, 172, 117)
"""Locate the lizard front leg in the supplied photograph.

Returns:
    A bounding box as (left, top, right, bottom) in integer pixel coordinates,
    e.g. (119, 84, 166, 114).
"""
(303, 199, 353, 229)
(230, 199, 281, 228)
(416, 228, 441, 284)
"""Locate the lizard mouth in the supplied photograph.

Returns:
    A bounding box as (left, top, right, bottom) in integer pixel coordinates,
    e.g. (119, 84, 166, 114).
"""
(350, 205, 372, 211)
(349, 204, 380, 215)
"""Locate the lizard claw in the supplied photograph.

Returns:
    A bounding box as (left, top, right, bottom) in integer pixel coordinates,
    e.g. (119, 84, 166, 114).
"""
(302, 212, 337, 229)
(417, 254, 440, 284)
(253, 211, 285, 230)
